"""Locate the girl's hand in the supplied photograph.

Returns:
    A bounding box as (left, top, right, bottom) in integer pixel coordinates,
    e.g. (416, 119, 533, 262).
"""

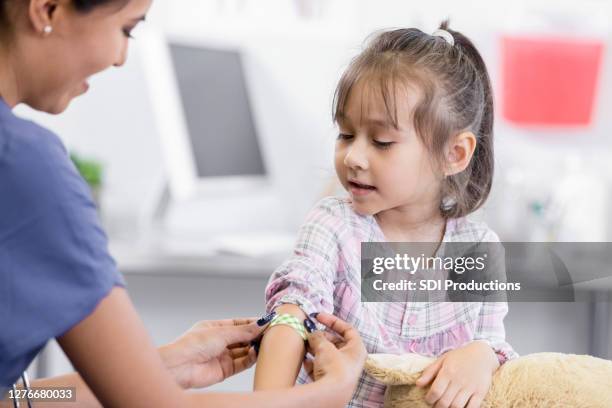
(160, 318, 265, 389)
(415, 341, 499, 408)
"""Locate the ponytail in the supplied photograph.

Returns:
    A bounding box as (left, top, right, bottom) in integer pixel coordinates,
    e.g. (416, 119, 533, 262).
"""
(440, 20, 495, 218)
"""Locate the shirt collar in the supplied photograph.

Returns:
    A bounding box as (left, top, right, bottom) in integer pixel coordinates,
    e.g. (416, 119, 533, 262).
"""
(0, 95, 14, 120)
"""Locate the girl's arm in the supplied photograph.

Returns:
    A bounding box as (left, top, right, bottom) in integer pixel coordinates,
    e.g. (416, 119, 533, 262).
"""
(473, 235, 518, 363)
(414, 300, 516, 408)
(471, 301, 519, 363)
(253, 304, 308, 389)
(256, 198, 347, 390)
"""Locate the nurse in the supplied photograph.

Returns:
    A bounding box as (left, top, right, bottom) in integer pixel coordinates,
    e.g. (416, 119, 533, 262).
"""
(0, 0, 366, 406)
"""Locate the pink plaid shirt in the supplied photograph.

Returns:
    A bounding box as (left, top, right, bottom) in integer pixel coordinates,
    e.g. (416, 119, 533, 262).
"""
(265, 196, 517, 408)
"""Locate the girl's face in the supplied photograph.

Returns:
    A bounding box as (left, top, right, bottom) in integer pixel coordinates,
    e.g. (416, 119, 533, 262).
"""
(18, 0, 152, 113)
(334, 79, 443, 217)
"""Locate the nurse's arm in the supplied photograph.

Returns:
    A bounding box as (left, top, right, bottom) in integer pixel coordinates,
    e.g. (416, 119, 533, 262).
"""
(0, 373, 97, 408)
(2, 287, 354, 408)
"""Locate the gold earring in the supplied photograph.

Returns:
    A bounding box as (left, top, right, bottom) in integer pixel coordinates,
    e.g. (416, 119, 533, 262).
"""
(43, 25, 53, 35)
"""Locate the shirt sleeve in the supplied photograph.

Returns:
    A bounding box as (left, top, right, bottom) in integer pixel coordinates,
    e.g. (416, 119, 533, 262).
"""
(473, 301, 519, 364)
(473, 227, 518, 364)
(0, 122, 124, 386)
(265, 198, 346, 316)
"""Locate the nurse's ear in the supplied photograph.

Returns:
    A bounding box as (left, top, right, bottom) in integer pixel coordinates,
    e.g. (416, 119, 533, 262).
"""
(28, 0, 65, 36)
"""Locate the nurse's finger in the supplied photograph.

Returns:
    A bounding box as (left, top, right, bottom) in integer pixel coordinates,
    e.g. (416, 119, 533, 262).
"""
(215, 322, 266, 345)
(321, 331, 344, 345)
(229, 317, 258, 326)
(311, 313, 359, 343)
(195, 317, 258, 329)
(228, 342, 250, 350)
(303, 358, 314, 380)
(229, 346, 251, 359)
(232, 348, 257, 374)
(305, 331, 344, 355)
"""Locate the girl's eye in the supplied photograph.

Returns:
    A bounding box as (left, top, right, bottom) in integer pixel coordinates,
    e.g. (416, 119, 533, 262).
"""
(123, 27, 135, 39)
(373, 140, 394, 149)
(337, 133, 354, 141)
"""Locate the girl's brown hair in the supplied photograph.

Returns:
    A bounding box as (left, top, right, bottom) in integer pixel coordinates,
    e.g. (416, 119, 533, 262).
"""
(333, 20, 494, 219)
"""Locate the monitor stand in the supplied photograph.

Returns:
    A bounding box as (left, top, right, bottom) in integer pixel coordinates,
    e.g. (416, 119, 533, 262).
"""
(138, 178, 295, 258)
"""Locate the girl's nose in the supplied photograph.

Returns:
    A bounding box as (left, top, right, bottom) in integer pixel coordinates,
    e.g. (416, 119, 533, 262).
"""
(344, 141, 369, 171)
(114, 40, 129, 67)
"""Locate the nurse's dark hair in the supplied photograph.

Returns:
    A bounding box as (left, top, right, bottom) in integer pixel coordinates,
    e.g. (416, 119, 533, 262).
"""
(0, 0, 130, 38)
(332, 20, 494, 219)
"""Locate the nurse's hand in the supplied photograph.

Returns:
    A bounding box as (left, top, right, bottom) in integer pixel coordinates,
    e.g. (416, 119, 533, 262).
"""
(303, 313, 367, 402)
(159, 318, 266, 389)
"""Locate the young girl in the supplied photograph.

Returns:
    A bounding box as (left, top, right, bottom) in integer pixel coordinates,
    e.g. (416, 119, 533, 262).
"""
(254, 21, 517, 408)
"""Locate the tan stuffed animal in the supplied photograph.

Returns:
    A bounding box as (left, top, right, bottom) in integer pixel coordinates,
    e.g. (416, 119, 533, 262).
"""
(365, 352, 612, 408)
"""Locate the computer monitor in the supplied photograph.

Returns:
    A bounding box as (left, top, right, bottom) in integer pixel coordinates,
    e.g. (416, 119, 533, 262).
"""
(138, 28, 271, 201)
(169, 43, 267, 179)
(136, 28, 300, 242)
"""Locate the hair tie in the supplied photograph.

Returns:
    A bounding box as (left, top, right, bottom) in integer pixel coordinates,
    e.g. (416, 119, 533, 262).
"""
(431, 29, 454, 46)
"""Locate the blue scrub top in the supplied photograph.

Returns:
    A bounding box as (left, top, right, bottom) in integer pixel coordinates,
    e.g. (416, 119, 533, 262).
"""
(0, 97, 125, 392)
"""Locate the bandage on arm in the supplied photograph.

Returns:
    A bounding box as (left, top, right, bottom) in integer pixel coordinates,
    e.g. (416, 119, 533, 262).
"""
(253, 304, 307, 390)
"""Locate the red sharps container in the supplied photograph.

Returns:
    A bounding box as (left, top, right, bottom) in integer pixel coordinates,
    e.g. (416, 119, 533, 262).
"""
(501, 36, 605, 127)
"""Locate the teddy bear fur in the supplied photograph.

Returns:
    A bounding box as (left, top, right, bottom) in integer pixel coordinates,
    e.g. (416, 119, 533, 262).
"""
(365, 352, 612, 408)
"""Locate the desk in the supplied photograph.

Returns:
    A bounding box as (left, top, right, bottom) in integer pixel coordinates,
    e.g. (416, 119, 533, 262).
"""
(110, 241, 287, 278)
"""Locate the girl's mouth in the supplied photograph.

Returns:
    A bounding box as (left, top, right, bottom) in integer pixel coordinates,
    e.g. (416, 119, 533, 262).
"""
(348, 180, 376, 196)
